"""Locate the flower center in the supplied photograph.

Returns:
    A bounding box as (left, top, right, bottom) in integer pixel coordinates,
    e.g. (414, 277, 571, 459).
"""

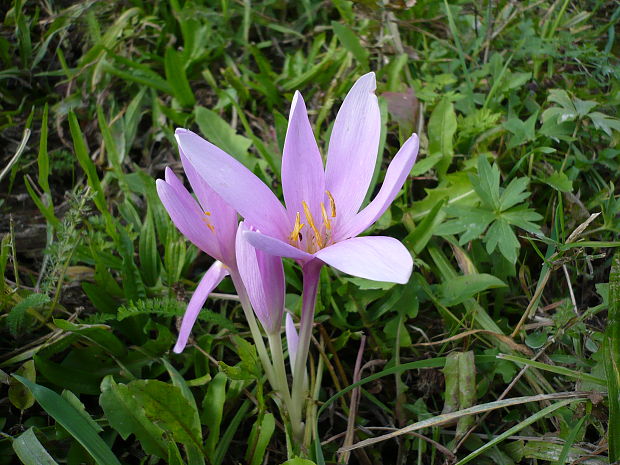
(288, 191, 337, 253)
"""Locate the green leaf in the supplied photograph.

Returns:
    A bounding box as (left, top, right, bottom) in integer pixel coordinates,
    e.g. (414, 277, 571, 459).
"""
(544, 171, 573, 192)
(128, 379, 204, 451)
(470, 156, 500, 210)
(605, 252, 620, 462)
(12, 428, 59, 465)
(331, 21, 368, 68)
(499, 177, 530, 210)
(247, 413, 275, 465)
(37, 103, 50, 194)
(194, 106, 254, 169)
(439, 274, 507, 306)
(12, 375, 122, 465)
(53, 319, 126, 358)
(8, 360, 36, 410)
(99, 376, 168, 458)
(139, 205, 160, 287)
(428, 97, 457, 177)
(164, 48, 195, 107)
(204, 372, 227, 458)
(485, 218, 520, 263)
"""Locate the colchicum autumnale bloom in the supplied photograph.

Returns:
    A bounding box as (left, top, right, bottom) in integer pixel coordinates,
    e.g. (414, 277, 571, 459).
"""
(175, 72, 419, 446)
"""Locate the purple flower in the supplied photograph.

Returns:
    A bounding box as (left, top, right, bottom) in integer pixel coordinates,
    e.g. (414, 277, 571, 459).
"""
(156, 153, 238, 353)
(175, 72, 418, 284)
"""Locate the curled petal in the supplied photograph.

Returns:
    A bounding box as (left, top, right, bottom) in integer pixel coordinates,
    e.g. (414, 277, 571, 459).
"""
(314, 236, 413, 284)
(325, 72, 381, 224)
(236, 223, 285, 334)
(175, 129, 289, 240)
(337, 133, 419, 240)
(173, 262, 229, 353)
(157, 171, 221, 260)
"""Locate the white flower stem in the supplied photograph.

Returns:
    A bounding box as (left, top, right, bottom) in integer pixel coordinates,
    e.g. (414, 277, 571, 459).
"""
(290, 260, 323, 444)
(267, 331, 298, 436)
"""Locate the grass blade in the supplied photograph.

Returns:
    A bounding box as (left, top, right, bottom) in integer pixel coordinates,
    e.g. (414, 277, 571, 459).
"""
(12, 376, 122, 465)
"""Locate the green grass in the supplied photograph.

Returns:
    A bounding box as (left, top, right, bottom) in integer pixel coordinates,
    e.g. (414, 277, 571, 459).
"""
(1, 0, 619, 464)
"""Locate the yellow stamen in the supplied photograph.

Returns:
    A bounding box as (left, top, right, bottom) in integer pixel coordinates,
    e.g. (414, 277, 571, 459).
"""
(202, 211, 215, 232)
(302, 201, 324, 249)
(321, 202, 331, 231)
(288, 211, 305, 242)
(326, 191, 336, 217)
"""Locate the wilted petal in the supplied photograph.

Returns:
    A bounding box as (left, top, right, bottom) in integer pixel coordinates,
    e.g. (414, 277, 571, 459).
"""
(180, 151, 238, 263)
(173, 262, 229, 353)
(337, 134, 419, 240)
(157, 170, 221, 259)
(285, 313, 299, 373)
(236, 223, 285, 334)
(243, 230, 314, 262)
(175, 129, 290, 239)
(282, 91, 325, 224)
(325, 72, 381, 224)
(314, 236, 413, 284)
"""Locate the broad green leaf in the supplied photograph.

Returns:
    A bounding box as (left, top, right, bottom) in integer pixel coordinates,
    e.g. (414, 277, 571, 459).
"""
(439, 273, 507, 306)
(7, 293, 50, 337)
(128, 379, 203, 451)
(99, 376, 168, 458)
(53, 319, 126, 358)
(544, 171, 573, 192)
(428, 97, 457, 177)
(485, 218, 520, 263)
(470, 156, 500, 210)
(499, 176, 530, 210)
(12, 376, 122, 465)
(12, 428, 59, 465)
(8, 360, 35, 410)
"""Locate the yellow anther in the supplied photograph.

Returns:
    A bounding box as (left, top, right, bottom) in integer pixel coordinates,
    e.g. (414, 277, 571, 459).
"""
(326, 191, 337, 217)
(321, 202, 331, 231)
(302, 201, 324, 249)
(204, 211, 212, 216)
(288, 211, 305, 242)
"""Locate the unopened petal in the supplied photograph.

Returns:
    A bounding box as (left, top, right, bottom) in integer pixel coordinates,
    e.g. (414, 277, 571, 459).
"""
(285, 313, 299, 373)
(173, 262, 229, 353)
(175, 129, 289, 240)
(325, 72, 381, 225)
(314, 236, 413, 284)
(236, 223, 285, 334)
(337, 134, 419, 240)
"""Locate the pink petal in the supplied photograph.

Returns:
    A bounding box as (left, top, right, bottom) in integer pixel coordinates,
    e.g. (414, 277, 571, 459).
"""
(157, 173, 222, 260)
(179, 152, 238, 263)
(175, 129, 289, 240)
(314, 236, 413, 284)
(285, 313, 299, 373)
(337, 134, 419, 240)
(325, 72, 381, 225)
(173, 262, 229, 353)
(243, 230, 314, 262)
(282, 91, 325, 224)
(236, 223, 285, 334)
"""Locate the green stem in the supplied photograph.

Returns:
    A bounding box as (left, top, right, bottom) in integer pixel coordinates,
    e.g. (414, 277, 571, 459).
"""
(267, 331, 298, 445)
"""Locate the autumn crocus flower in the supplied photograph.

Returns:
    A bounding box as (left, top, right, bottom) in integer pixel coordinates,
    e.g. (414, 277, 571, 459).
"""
(175, 72, 419, 445)
(175, 72, 418, 283)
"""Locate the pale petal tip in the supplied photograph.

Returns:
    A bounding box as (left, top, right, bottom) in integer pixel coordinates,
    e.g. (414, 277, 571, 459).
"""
(172, 341, 186, 353)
